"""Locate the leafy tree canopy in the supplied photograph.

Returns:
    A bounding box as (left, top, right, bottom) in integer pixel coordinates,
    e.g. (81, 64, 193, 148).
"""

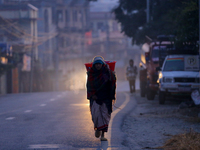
(88, 0, 199, 47)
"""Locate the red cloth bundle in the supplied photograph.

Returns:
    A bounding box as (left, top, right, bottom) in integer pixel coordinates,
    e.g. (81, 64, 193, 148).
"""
(85, 61, 116, 71)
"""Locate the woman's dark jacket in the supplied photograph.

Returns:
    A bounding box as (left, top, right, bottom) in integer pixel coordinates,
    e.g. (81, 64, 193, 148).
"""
(86, 64, 116, 114)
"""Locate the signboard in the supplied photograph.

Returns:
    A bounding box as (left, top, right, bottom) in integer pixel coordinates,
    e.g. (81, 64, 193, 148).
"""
(22, 54, 31, 71)
(184, 56, 199, 71)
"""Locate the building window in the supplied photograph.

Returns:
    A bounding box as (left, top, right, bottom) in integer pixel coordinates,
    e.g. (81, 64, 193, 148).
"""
(113, 22, 118, 31)
(44, 9, 49, 32)
(97, 22, 104, 31)
(52, 7, 56, 24)
(73, 10, 77, 22)
(65, 10, 69, 22)
(57, 10, 63, 22)
(73, 39, 77, 46)
(79, 10, 83, 22)
(60, 37, 65, 48)
(90, 22, 93, 30)
(85, 9, 88, 22)
(66, 38, 70, 46)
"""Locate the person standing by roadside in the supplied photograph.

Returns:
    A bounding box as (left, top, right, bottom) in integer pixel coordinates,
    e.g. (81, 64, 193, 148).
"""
(86, 56, 116, 141)
(126, 59, 138, 93)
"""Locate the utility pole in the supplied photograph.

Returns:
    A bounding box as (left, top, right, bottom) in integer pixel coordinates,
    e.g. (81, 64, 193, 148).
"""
(55, 35, 59, 91)
(29, 7, 38, 92)
(146, 0, 150, 23)
(105, 13, 110, 58)
(30, 42, 34, 92)
(30, 19, 36, 93)
(199, 0, 200, 59)
(199, 0, 200, 92)
(80, 10, 85, 64)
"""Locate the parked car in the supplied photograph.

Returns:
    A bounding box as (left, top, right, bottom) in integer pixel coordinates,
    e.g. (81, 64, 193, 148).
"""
(157, 51, 200, 104)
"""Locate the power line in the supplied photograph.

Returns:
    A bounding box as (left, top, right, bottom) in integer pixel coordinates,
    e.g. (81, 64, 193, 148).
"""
(0, 15, 58, 44)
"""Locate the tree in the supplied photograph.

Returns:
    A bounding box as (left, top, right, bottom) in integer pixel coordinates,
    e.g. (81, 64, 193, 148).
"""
(174, 0, 198, 45)
(88, 0, 199, 46)
(112, 0, 146, 43)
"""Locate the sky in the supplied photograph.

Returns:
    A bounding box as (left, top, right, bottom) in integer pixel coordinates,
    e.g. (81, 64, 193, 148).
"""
(90, 0, 119, 12)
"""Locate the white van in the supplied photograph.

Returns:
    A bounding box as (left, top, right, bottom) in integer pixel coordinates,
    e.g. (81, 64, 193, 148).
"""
(157, 54, 200, 104)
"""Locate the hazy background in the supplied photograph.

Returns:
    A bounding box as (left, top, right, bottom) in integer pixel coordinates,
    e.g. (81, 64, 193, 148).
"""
(0, 0, 141, 94)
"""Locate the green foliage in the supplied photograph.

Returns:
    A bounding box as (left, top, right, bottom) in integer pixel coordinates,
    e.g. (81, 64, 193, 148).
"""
(112, 0, 146, 40)
(175, 0, 199, 45)
(89, 0, 199, 46)
(126, 0, 198, 45)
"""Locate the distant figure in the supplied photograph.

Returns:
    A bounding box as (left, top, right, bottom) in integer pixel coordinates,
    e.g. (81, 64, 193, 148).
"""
(86, 56, 116, 141)
(126, 59, 138, 93)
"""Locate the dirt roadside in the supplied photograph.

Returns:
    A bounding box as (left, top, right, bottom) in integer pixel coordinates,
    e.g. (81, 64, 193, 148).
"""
(122, 91, 200, 150)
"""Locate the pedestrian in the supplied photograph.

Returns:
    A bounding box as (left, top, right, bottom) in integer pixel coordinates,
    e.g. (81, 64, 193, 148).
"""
(86, 56, 116, 141)
(126, 59, 137, 93)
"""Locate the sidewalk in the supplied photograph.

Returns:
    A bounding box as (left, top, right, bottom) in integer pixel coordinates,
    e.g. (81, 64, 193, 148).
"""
(120, 87, 200, 150)
(104, 79, 140, 149)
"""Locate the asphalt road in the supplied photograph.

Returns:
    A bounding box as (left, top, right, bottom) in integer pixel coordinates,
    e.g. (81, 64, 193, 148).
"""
(0, 82, 133, 150)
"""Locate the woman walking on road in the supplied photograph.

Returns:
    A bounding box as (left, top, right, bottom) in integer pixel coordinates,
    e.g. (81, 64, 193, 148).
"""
(86, 56, 117, 141)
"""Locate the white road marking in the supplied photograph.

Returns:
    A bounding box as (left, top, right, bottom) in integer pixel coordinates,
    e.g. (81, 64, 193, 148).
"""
(6, 117, 15, 120)
(57, 95, 61, 98)
(40, 104, 46, 107)
(70, 103, 90, 106)
(28, 144, 60, 149)
(107, 92, 130, 141)
(50, 98, 55, 101)
(25, 110, 32, 113)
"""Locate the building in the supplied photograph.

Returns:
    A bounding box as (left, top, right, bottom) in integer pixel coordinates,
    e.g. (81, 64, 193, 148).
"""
(89, 11, 133, 80)
(55, 0, 90, 90)
(0, 0, 91, 92)
(0, 3, 38, 94)
(89, 12, 129, 59)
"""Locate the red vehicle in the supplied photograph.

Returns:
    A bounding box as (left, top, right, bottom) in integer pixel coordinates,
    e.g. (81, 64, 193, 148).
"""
(139, 35, 175, 100)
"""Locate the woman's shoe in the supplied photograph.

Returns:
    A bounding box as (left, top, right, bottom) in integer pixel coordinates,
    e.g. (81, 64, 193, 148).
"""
(100, 137, 107, 141)
(95, 130, 101, 138)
